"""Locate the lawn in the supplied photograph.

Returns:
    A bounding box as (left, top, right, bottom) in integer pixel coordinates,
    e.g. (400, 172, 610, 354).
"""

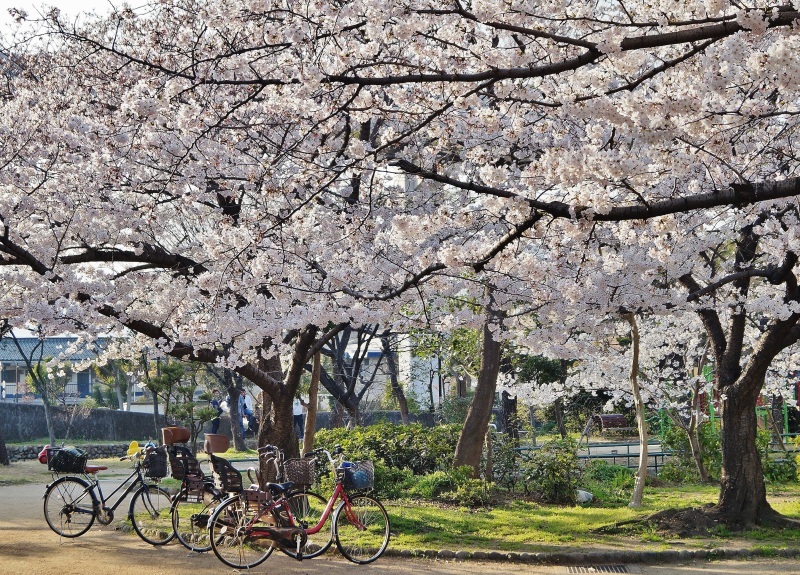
(4, 456, 800, 553)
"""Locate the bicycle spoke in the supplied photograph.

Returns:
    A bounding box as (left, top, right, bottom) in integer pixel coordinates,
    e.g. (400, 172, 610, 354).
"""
(334, 496, 390, 564)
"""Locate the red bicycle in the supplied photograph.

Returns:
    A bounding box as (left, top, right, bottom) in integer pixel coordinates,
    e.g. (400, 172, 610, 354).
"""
(207, 446, 390, 568)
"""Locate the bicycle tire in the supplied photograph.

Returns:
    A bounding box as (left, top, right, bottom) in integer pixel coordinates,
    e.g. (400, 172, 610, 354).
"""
(279, 491, 333, 559)
(129, 485, 175, 545)
(333, 495, 390, 564)
(171, 484, 223, 552)
(43, 476, 96, 538)
(208, 494, 275, 569)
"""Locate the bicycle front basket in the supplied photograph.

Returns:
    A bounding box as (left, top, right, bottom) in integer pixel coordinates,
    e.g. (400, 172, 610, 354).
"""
(283, 458, 315, 488)
(47, 446, 88, 473)
(342, 461, 374, 491)
(143, 447, 168, 479)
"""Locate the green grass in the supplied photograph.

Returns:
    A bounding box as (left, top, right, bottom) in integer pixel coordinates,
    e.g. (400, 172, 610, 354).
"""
(382, 482, 800, 553)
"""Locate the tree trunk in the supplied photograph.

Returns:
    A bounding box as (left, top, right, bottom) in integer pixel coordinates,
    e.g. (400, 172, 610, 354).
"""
(553, 397, 567, 439)
(453, 292, 503, 477)
(114, 367, 125, 411)
(688, 381, 710, 482)
(501, 390, 519, 441)
(484, 427, 493, 481)
(302, 352, 321, 455)
(382, 333, 409, 424)
(624, 312, 648, 508)
(0, 431, 9, 466)
(42, 403, 55, 446)
(716, 373, 778, 526)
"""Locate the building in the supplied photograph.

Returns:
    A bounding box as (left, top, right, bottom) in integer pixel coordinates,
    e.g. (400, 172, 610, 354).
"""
(0, 337, 106, 403)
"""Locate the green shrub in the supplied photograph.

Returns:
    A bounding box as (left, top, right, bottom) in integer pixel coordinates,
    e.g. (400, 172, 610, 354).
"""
(765, 457, 797, 484)
(660, 422, 720, 481)
(490, 432, 522, 491)
(520, 438, 581, 504)
(409, 471, 453, 499)
(442, 478, 494, 507)
(436, 393, 475, 425)
(314, 422, 460, 474)
(658, 460, 699, 484)
(374, 463, 415, 498)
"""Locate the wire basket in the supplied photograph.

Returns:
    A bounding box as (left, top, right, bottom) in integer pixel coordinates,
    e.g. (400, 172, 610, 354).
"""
(168, 445, 202, 481)
(339, 461, 374, 491)
(283, 458, 315, 487)
(143, 447, 168, 479)
(211, 455, 243, 493)
(46, 446, 88, 474)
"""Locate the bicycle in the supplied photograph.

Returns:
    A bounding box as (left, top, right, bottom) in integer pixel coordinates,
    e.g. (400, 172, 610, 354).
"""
(39, 442, 174, 545)
(207, 446, 390, 568)
(170, 440, 290, 554)
(168, 442, 227, 553)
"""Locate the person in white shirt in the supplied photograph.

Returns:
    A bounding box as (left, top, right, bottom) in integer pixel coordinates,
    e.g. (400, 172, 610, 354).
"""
(292, 396, 307, 439)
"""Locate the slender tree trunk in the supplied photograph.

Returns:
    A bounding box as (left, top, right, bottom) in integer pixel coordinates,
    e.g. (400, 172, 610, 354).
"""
(453, 291, 504, 477)
(303, 352, 321, 455)
(553, 398, 567, 439)
(484, 427, 493, 481)
(501, 391, 519, 440)
(114, 367, 125, 411)
(224, 370, 245, 451)
(688, 381, 710, 482)
(624, 313, 648, 508)
(0, 431, 9, 465)
(42, 399, 56, 446)
(382, 333, 409, 424)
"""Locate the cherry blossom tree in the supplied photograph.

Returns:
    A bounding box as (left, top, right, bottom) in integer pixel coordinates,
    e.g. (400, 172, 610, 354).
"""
(2, 1, 800, 524)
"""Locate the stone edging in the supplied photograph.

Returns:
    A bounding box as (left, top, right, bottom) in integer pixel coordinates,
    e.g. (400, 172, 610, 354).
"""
(383, 546, 800, 564)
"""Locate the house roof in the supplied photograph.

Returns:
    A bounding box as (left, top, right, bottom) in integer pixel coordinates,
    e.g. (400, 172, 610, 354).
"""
(0, 337, 108, 363)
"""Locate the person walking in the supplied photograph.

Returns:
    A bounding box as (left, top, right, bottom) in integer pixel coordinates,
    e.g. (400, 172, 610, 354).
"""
(210, 388, 223, 434)
(293, 395, 307, 439)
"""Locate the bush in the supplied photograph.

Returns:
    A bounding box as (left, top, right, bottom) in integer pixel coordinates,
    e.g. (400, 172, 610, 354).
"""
(660, 422, 721, 481)
(489, 432, 522, 491)
(520, 438, 581, 504)
(658, 460, 699, 484)
(577, 460, 635, 505)
(314, 422, 460, 475)
(409, 466, 493, 507)
(765, 457, 797, 484)
(409, 471, 453, 499)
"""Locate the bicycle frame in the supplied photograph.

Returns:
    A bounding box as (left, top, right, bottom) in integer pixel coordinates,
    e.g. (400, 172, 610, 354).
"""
(47, 463, 151, 518)
(246, 478, 363, 540)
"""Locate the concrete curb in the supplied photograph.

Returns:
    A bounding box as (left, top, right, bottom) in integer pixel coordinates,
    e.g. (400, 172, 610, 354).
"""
(382, 546, 800, 564)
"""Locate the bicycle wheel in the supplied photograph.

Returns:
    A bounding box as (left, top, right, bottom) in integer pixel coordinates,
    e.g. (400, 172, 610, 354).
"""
(171, 484, 223, 552)
(208, 495, 275, 569)
(279, 491, 333, 559)
(43, 476, 96, 538)
(333, 495, 390, 564)
(129, 485, 175, 545)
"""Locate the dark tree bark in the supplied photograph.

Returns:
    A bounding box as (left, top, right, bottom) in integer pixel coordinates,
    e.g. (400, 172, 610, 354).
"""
(681, 215, 800, 527)
(0, 431, 9, 466)
(501, 390, 518, 441)
(453, 290, 504, 476)
(382, 332, 409, 424)
(302, 352, 321, 455)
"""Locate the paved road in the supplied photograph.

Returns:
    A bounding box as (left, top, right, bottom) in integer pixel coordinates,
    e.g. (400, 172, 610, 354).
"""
(1, 483, 799, 575)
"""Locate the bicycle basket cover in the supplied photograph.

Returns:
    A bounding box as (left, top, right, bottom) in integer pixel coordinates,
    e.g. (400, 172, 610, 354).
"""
(343, 461, 374, 490)
(48, 447, 88, 473)
(143, 447, 169, 479)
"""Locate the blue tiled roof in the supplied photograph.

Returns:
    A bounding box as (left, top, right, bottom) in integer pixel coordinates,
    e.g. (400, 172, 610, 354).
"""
(0, 337, 108, 363)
